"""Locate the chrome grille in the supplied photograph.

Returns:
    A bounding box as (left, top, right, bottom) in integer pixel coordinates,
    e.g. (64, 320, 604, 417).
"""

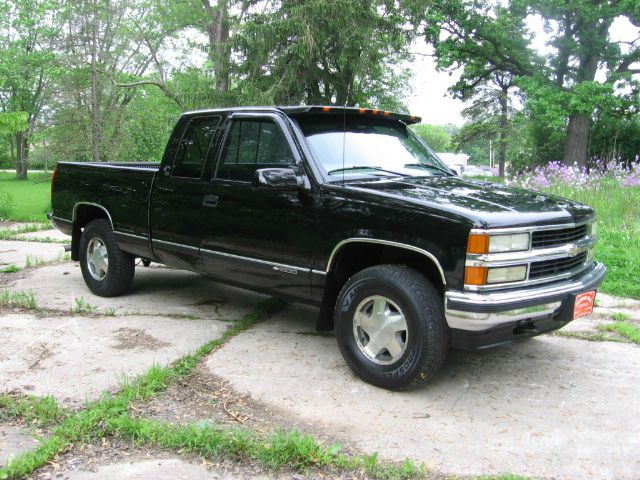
(529, 252, 588, 279)
(531, 225, 588, 249)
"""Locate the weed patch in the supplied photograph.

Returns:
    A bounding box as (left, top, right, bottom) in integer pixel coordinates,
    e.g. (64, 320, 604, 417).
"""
(24, 255, 45, 268)
(0, 290, 38, 310)
(1, 264, 20, 273)
(598, 321, 640, 345)
(70, 297, 97, 315)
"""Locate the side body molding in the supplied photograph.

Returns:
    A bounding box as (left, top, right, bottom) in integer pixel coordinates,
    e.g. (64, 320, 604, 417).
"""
(326, 238, 447, 285)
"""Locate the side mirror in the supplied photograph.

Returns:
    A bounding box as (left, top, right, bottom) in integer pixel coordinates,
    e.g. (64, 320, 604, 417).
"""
(254, 167, 305, 190)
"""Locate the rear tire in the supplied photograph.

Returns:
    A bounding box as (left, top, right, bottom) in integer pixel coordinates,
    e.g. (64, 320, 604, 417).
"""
(79, 219, 135, 297)
(334, 265, 448, 390)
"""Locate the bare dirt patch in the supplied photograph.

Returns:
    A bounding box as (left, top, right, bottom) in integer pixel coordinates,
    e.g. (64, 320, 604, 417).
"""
(112, 327, 170, 351)
(131, 365, 348, 453)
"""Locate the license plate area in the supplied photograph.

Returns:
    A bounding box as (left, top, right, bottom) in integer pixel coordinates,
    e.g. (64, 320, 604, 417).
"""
(573, 290, 596, 319)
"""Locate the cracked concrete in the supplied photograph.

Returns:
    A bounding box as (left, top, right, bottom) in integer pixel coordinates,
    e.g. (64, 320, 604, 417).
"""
(2, 237, 639, 479)
(0, 312, 227, 405)
(206, 303, 640, 480)
(0, 425, 39, 468)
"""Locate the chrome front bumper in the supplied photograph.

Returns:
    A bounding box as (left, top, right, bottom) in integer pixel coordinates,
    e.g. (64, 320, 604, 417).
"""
(445, 262, 606, 332)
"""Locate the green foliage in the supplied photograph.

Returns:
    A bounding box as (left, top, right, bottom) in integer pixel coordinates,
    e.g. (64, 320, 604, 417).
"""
(1, 265, 21, 273)
(411, 124, 452, 152)
(0, 290, 38, 309)
(70, 297, 97, 315)
(235, 0, 412, 110)
(598, 321, 640, 345)
(0, 394, 64, 426)
(0, 112, 28, 134)
(0, 189, 15, 220)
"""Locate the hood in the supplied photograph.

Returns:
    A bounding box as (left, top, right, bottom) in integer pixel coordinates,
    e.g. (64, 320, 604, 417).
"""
(345, 176, 595, 228)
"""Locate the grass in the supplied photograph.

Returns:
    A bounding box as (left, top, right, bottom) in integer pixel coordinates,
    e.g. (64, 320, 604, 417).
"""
(0, 222, 50, 240)
(0, 394, 64, 426)
(103, 307, 116, 316)
(1, 264, 20, 273)
(24, 255, 45, 268)
(0, 290, 38, 310)
(598, 321, 640, 345)
(70, 296, 97, 315)
(0, 172, 51, 222)
(611, 312, 630, 322)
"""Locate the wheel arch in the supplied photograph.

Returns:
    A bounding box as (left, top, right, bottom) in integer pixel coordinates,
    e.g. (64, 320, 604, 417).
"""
(317, 238, 447, 331)
(71, 203, 113, 261)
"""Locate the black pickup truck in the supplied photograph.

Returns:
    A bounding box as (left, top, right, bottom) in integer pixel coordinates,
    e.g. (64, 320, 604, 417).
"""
(50, 106, 606, 390)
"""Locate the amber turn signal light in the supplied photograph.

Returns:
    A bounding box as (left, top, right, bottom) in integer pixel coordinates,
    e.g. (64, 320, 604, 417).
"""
(467, 234, 489, 254)
(464, 266, 488, 285)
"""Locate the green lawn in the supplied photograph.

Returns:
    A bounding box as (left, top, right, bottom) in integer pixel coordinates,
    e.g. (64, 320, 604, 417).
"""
(0, 172, 52, 222)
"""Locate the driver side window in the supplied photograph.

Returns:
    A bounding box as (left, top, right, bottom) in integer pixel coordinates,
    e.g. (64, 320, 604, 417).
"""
(217, 119, 294, 182)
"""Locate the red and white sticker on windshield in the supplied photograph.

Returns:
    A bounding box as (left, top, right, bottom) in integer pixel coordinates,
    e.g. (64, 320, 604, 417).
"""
(574, 291, 596, 319)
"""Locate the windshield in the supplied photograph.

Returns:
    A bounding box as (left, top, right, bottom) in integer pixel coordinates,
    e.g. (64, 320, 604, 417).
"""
(295, 115, 453, 181)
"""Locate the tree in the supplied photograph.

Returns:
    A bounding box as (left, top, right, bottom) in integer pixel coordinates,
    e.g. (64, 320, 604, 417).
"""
(235, 0, 413, 109)
(0, 0, 63, 178)
(515, 0, 640, 167)
(408, 1, 535, 175)
(412, 124, 452, 152)
(411, 0, 639, 167)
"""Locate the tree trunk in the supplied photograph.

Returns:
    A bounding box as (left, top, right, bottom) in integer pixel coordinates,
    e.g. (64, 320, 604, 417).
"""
(15, 132, 28, 180)
(497, 88, 508, 177)
(9, 134, 15, 166)
(561, 19, 608, 167)
(90, 0, 101, 162)
(202, 0, 230, 94)
(563, 114, 591, 167)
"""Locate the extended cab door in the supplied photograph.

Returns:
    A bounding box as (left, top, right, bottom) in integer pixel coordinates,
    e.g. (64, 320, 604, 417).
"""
(199, 113, 317, 301)
(150, 115, 222, 272)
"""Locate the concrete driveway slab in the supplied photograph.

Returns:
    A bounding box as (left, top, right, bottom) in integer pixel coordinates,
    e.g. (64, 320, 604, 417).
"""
(6, 263, 265, 320)
(0, 240, 65, 267)
(206, 304, 640, 480)
(61, 458, 273, 480)
(17, 228, 70, 242)
(0, 425, 40, 468)
(0, 313, 227, 405)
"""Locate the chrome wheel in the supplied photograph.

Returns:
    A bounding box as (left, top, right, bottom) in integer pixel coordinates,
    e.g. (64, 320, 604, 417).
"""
(353, 295, 408, 365)
(87, 237, 109, 281)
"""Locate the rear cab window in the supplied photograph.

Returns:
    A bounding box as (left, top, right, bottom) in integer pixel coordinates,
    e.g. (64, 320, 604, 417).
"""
(172, 116, 221, 178)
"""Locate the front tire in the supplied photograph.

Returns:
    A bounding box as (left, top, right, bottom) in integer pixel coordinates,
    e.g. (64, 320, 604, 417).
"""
(79, 219, 135, 297)
(334, 265, 448, 390)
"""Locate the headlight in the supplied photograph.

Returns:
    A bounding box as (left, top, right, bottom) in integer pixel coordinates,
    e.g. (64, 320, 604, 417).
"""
(588, 221, 597, 237)
(468, 233, 530, 254)
(486, 265, 527, 283)
(464, 265, 528, 285)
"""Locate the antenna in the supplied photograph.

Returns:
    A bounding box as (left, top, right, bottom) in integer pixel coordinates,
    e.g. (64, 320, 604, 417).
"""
(341, 102, 347, 185)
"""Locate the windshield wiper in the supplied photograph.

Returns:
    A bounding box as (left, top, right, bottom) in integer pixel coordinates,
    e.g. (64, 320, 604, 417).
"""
(403, 163, 453, 176)
(328, 166, 404, 176)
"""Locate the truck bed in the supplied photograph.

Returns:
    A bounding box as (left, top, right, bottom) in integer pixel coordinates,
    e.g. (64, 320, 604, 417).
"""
(51, 162, 160, 239)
